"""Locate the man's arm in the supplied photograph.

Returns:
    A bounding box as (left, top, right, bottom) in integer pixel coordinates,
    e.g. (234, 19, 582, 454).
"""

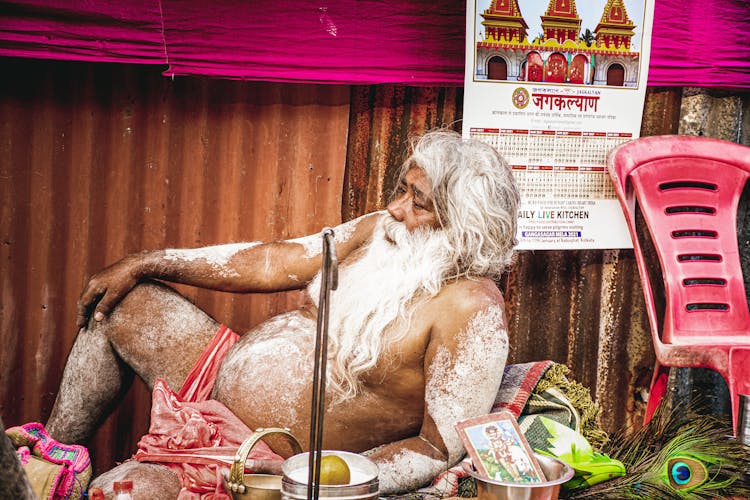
(366, 285, 510, 494)
(77, 212, 383, 327)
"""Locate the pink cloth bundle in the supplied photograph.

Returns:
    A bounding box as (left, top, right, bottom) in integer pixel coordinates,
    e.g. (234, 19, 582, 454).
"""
(135, 325, 284, 500)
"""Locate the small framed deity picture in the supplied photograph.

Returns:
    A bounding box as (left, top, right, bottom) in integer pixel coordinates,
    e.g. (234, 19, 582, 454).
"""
(454, 411, 545, 484)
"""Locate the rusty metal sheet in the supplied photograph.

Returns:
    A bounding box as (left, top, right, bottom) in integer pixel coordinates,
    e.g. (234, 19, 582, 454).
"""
(0, 59, 350, 473)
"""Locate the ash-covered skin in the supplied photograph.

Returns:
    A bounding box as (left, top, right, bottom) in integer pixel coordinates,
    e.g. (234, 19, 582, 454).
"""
(370, 304, 509, 494)
(45, 323, 127, 444)
(213, 311, 315, 429)
(90, 460, 181, 499)
(107, 288, 219, 389)
(377, 448, 447, 493)
(289, 212, 380, 258)
(164, 242, 262, 277)
(426, 305, 509, 465)
(47, 282, 219, 444)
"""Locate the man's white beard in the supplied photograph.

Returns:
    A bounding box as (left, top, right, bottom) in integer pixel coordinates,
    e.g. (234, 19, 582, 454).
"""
(307, 215, 455, 402)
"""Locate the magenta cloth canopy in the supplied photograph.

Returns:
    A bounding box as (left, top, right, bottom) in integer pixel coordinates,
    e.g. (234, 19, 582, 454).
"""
(0, 0, 748, 87)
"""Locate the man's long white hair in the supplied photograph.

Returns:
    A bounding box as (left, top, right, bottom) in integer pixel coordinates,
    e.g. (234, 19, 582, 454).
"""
(403, 129, 520, 280)
(312, 129, 519, 402)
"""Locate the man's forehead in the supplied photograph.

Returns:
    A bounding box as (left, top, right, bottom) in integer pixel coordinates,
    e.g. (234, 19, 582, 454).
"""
(401, 166, 432, 195)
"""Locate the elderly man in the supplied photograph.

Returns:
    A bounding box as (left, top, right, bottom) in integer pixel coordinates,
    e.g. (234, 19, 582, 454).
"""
(45, 129, 519, 498)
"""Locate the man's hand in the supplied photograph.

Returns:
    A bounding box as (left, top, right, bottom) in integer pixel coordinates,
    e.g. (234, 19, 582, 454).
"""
(76, 253, 145, 328)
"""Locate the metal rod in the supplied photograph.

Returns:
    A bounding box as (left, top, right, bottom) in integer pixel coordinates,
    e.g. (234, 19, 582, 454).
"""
(308, 228, 338, 500)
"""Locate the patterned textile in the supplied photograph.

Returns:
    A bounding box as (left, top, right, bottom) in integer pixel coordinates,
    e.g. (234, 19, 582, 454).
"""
(5, 422, 92, 500)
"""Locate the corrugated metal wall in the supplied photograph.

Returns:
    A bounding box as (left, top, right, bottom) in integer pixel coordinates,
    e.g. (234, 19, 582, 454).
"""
(1, 58, 749, 476)
(0, 59, 351, 472)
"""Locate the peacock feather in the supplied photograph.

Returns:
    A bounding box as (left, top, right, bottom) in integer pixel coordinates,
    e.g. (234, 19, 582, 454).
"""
(564, 400, 750, 499)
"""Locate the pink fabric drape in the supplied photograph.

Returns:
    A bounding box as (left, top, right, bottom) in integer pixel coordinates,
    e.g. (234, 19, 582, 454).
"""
(649, 0, 750, 87)
(0, 0, 748, 87)
(134, 325, 284, 499)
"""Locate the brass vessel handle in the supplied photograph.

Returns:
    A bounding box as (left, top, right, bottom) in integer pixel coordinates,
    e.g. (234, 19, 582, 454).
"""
(225, 427, 303, 494)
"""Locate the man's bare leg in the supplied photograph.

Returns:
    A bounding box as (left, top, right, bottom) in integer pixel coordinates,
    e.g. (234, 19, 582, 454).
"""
(47, 281, 220, 444)
(89, 461, 182, 499)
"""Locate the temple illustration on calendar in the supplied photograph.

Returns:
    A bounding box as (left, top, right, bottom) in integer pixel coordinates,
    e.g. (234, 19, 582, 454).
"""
(475, 0, 641, 87)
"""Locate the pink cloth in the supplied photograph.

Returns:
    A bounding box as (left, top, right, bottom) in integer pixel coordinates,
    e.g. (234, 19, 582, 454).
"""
(135, 325, 284, 500)
(0, 0, 748, 87)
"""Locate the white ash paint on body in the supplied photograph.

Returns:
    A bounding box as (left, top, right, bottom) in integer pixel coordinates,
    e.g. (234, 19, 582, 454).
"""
(47, 282, 219, 444)
(213, 311, 315, 428)
(47, 324, 123, 443)
(163, 242, 261, 277)
(287, 233, 324, 259)
(377, 449, 446, 494)
(90, 461, 180, 498)
(288, 212, 382, 258)
(107, 289, 218, 389)
(425, 305, 509, 465)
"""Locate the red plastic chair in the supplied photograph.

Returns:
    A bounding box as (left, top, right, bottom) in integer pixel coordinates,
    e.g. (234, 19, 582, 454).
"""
(607, 135, 750, 434)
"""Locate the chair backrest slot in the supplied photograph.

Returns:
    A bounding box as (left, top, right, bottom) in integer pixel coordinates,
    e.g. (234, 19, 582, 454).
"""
(666, 206, 716, 215)
(683, 278, 727, 286)
(686, 303, 730, 311)
(677, 254, 722, 262)
(659, 181, 717, 191)
(672, 230, 718, 238)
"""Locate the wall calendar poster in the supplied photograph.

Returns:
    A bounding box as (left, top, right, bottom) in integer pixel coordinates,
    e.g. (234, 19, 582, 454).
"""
(463, 0, 655, 249)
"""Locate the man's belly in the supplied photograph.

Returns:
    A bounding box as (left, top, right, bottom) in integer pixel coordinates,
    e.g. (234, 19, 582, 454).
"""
(211, 310, 423, 451)
(212, 311, 315, 430)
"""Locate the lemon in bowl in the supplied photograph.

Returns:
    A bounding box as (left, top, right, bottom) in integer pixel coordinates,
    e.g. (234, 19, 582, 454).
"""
(319, 455, 351, 485)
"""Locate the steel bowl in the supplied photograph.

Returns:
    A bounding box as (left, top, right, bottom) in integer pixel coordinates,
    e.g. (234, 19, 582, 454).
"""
(462, 454, 574, 500)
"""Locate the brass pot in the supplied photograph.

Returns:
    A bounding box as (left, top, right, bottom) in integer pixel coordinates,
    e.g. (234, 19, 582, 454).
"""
(224, 428, 303, 500)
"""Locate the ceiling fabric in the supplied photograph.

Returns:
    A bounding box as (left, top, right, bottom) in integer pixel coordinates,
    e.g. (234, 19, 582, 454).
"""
(0, 0, 747, 87)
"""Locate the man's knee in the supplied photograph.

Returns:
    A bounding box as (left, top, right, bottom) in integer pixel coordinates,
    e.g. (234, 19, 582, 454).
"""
(112, 280, 182, 317)
(91, 280, 197, 334)
(87, 280, 218, 390)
